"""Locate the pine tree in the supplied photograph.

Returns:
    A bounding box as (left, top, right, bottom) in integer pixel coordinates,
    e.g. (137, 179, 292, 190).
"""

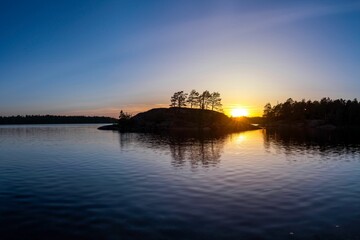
(209, 92, 222, 111)
(187, 90, 200, 108)
(170, 91, 188, 108)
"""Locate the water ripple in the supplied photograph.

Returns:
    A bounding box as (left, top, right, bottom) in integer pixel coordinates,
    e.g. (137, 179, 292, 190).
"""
(0, 125, 360, 239)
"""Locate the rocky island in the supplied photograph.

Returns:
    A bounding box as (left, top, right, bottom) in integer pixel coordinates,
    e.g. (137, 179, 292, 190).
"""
(98, 107, 259, 134)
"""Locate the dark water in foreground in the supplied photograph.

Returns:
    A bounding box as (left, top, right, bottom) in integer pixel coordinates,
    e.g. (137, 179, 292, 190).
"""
(1, 125, 360, 240)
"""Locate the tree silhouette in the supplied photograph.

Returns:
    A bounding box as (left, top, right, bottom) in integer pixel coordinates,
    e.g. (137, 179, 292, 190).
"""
(169, 90, 223, 112)
(187, 90, 199, 108)
(118, 110, 133, 131)
(119, 110, 131, 120)
(170, 91, 188, 108)
(198, 90, 211, 109)
(263, 97, 360, 126)
(209, 92, 222, 111)
(263, 103, 273, 119)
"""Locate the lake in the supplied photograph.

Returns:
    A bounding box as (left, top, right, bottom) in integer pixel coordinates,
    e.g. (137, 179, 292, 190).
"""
(0, 124, 360, 239)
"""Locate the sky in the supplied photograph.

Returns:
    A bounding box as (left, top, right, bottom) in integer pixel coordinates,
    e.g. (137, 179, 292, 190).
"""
(0, 0, 360, 117)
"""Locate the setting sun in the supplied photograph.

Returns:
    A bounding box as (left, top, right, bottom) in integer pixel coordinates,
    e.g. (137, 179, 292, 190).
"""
(231, 108, 249, 117)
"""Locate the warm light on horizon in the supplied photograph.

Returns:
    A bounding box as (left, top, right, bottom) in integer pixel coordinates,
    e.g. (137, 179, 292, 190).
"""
(230, 108, 249, 117)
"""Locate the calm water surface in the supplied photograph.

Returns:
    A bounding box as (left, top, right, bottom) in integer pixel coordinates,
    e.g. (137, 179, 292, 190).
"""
(1, 125, 360, 239)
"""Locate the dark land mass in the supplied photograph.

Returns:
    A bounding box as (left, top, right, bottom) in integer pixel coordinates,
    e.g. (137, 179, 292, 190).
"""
(263, 98, 360, 130)
(99, 107, 259, 134)
(0, 115, 117, 125)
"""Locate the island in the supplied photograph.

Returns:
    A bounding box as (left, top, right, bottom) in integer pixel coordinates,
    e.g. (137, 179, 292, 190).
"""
(98, 107, 259, 133)
(99, 90, 260, 134)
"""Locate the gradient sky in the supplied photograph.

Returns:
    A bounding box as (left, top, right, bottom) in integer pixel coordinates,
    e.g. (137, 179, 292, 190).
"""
(1, 0, 360, 117)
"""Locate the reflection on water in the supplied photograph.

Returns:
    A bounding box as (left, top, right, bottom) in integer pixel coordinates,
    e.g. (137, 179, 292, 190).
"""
(118, 133, 225, 167)
(264, 128, 360, 156)
(1, 125, 360, 239)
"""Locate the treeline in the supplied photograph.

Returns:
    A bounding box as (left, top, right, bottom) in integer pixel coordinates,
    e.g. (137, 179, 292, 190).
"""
(0, 115, 117, 125)
(263, 98, 360, 125)
(170, 90, 222, 111)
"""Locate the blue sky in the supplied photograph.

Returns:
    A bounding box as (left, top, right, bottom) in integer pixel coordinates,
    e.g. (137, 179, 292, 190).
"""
(1, 0, 360, 116)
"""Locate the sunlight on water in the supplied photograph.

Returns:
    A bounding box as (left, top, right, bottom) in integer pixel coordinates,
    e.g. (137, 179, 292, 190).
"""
(0, 125, 359, 239)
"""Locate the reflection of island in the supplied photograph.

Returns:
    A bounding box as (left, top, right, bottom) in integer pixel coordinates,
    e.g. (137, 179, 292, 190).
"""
(168, 137, 224, 167)
(118, 133, 225, 168)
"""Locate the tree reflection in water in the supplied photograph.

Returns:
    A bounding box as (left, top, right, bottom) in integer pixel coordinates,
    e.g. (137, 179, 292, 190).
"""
(263, 128, 360, 156)
(118, 132, 226, 168)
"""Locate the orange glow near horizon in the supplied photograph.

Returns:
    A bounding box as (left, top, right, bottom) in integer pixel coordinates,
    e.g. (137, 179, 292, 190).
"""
(62, 103, 263, 119)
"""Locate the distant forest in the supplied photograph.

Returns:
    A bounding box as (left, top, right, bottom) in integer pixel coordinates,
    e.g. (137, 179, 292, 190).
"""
(263, 98, 360, 125)
(0, 115, 117, 125)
